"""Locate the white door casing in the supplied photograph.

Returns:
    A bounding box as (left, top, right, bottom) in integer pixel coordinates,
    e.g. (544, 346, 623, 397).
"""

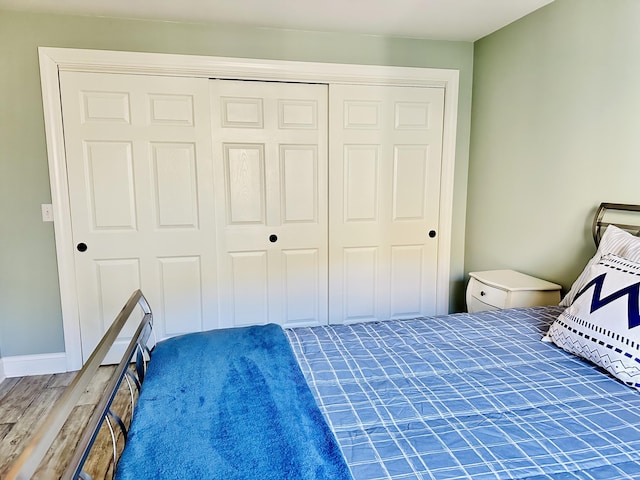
(210, 80, 328, 328)
(329, 84, 445, 323)
(39, 48, 459, 371)
(60, 72, 218, 363)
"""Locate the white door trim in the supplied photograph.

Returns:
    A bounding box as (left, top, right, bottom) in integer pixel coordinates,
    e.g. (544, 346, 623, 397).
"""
(38, 47, 459, 371)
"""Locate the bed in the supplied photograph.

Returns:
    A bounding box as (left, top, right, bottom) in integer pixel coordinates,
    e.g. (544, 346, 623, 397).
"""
(7, 202, 640, 480)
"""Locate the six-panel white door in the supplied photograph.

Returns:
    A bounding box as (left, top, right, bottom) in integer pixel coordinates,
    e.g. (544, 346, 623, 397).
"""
(60, 72, 218, 363)
(329, 84, 445, 323)
(210, 80, 329, 328)
(61, 72, 445, 363)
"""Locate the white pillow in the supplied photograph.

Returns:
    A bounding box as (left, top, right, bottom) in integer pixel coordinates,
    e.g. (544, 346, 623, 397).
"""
(560, 225, 640, 307)
(548, 253, 640, 389)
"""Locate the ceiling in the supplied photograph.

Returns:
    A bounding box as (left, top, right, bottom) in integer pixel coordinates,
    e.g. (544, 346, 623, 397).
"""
(0, 0, 554, 42)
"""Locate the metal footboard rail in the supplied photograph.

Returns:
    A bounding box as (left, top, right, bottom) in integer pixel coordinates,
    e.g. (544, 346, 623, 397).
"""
(5, 289, 154, 480)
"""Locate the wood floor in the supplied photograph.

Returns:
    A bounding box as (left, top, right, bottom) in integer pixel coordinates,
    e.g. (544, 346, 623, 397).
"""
(0, 366, 133, 479)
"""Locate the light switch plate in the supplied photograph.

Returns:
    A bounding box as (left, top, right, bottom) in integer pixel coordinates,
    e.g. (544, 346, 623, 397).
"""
(41, 204, 54, 222)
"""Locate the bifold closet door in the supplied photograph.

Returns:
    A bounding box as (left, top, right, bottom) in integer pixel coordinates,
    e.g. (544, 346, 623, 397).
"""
(210, 80, 329, 328)
(60, 72, 217, 363)
(329, 84, 445, 323)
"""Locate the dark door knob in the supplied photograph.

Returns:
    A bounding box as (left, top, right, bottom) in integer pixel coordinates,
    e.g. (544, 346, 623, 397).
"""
(269, 234, 278, 243)
(428, 230, 437, 238)
(77, 242, 88, 252)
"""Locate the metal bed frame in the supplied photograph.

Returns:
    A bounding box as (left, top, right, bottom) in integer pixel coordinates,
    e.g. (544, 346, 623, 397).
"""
(592, 202, 640, 247)
(5, 290, 154, 480)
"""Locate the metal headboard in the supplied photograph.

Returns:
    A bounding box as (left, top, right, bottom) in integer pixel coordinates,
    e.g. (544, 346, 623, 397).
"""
(5, 290, 155, 480)
(592, 202, 640, 247)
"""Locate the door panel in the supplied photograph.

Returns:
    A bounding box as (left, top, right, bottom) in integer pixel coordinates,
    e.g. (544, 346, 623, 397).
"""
(95, 258, 141, 338)
(148, 94, 195, 126)
(228, 251, 269, 326)
(343, 247, 378, 322)
(152, 143, 199, 228)
(344, 145, 379, 221)
(211, 79, 328, 328)
(281, 145, 318, 223)
(84, 141, 136, 230)
(282, 248, 321, 323)
(60, 71, 217, 363)
(393, 145, 430, 220)
(329, 84, 445, 323)
(390, 245, 424, 317)
(225, 144, 266, 224)
(158, 256, 203, 335)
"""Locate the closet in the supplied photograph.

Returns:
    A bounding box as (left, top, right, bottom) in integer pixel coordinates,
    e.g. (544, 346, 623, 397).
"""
(46, 49, 453, 365)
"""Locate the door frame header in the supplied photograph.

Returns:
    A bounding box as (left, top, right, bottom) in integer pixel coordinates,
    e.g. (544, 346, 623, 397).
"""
(38, 47, 459, 370)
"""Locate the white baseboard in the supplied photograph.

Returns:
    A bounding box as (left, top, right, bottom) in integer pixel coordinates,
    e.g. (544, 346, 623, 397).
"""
(2, 352, 68, 378)
(0, 357, 5, 384)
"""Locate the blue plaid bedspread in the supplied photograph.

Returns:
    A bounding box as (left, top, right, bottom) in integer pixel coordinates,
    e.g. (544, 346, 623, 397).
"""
(286, 307, 640, 479)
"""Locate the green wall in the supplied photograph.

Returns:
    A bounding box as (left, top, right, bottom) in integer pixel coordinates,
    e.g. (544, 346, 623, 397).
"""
(467, 0, 640, 294)
(0, 10, 473, 357)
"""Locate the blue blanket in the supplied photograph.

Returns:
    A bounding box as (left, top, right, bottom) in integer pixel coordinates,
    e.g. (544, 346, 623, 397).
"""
(287, 307, 640, 479)
(115, 324, 352, 480)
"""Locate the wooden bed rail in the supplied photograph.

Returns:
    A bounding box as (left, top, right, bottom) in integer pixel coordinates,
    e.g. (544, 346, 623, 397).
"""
(5, 290, 154, 480)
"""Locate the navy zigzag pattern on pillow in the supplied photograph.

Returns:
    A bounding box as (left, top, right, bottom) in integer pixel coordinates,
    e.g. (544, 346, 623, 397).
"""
(560, 224, 640, 307)
(548, 254, 640, 389)
(573, 255, 640, 330)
